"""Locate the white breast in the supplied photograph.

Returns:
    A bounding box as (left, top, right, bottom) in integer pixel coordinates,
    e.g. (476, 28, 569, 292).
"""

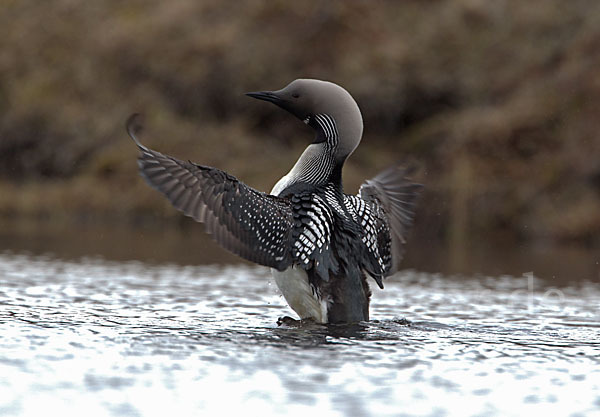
(271, 267, 328, 323)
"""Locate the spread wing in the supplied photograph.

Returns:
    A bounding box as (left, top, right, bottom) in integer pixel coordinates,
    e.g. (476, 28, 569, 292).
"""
(348, 166, 422, 278)
(127, 114, 294, 270)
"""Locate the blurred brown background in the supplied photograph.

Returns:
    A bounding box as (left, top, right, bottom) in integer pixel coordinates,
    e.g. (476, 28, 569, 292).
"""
(1, 0, 599, 277)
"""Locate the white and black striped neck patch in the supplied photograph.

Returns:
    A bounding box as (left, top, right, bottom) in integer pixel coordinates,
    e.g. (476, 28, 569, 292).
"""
(311, 113, 339, 148)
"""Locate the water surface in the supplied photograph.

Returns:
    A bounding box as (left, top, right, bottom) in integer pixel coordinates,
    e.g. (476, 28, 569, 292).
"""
(1, 252, 599, 416)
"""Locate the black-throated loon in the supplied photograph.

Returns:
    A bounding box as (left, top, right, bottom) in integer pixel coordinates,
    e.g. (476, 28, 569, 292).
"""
(127, 79, 421, 324)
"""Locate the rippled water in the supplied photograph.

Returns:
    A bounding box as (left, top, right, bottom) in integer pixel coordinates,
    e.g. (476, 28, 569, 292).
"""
(1, 252, 599, 417)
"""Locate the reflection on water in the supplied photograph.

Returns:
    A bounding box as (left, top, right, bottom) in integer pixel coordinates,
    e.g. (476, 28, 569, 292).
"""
(0, 220, 599, 283)
(0, 253, 599, 416)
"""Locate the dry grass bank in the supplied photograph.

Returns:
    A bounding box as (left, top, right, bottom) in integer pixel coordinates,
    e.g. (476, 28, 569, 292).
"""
(1, 0, 599, 247)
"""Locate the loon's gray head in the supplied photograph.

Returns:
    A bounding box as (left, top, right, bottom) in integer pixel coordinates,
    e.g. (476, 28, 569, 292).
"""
(247, 79, 363, 161)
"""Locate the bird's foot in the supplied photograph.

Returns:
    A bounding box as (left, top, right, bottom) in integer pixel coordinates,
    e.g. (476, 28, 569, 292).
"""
(393, 317, 412, 326)
(277, 316, 316, 327)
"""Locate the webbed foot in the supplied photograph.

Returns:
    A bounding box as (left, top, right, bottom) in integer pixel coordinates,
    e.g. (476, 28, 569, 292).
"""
(277, 316, 316, 327)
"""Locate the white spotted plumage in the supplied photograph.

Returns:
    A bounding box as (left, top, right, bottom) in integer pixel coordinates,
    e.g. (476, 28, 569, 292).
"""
(292, 194, 332, 263)
(344, 194, 390, 273)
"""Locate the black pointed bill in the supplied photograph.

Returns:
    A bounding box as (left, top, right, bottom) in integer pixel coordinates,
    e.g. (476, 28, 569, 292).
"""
(245, 91, 284, 104)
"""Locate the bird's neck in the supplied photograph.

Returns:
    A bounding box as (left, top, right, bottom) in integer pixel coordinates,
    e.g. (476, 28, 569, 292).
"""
(271, 143, 343, 196)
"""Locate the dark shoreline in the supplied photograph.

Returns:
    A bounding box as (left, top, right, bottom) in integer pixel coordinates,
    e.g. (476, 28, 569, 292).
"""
(1, 217, 597, 284)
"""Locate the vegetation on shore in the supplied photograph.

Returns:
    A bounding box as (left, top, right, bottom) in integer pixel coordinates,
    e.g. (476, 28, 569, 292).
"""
(1, 0, 599, 248)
